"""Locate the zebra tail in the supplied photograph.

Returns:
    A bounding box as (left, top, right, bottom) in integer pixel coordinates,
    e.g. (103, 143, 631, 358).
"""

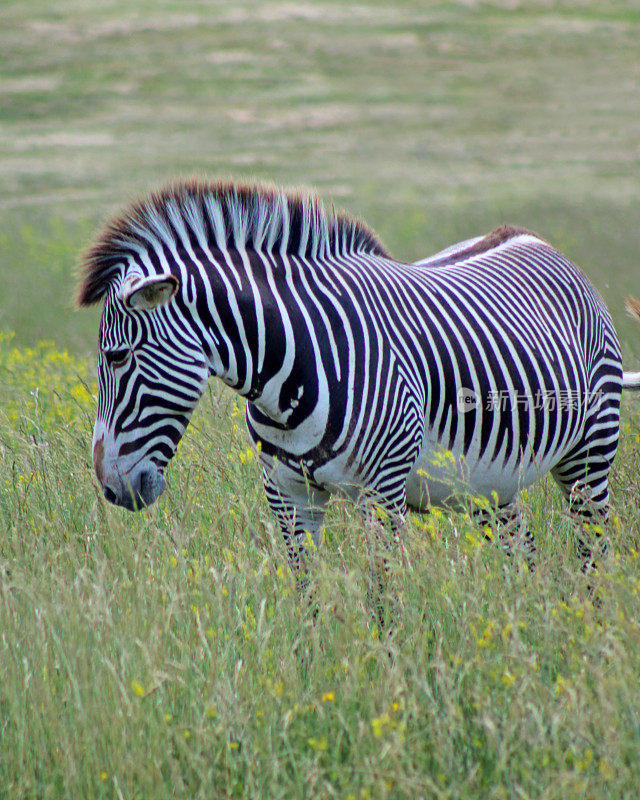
(623, 297, 640, 391)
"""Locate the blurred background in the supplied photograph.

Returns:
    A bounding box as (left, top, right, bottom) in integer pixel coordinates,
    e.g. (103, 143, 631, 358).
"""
(1, 0, 639, 356)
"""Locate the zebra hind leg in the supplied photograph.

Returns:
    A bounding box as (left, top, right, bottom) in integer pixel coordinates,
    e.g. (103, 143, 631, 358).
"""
(552, 472, 610, 575)
(551, 443, 613, 575)
(550, 392, 619, 576)
(474, 499, 536, 571)
(572, 492, 609, 577)
(552, 477, 610, 607)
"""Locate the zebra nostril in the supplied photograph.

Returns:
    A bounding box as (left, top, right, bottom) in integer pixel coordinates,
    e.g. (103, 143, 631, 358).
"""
(103, 486, 118, 504)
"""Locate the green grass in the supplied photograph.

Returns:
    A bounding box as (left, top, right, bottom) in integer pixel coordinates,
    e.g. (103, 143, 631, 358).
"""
(2, 336, 640, 799)
(2, 1, 640, 797)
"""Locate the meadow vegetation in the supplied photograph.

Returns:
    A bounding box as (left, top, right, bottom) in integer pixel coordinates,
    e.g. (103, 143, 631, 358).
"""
(2, 1, 640, 797)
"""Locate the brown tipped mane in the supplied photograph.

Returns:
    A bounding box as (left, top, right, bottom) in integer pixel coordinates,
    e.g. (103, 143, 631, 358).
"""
(75, 178, 389, 307)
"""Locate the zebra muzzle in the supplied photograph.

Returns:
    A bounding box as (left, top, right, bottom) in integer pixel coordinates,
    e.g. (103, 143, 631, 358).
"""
(101, 462, 166, 511)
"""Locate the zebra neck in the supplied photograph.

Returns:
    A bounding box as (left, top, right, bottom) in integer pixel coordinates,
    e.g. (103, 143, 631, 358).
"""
(194, 247, 338, 434)
(190, 253, 306, 426)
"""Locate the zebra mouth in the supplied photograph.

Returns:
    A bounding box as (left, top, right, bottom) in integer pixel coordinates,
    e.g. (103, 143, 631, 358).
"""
(137, 465, 166, 508)
(103, 462, 166, 511)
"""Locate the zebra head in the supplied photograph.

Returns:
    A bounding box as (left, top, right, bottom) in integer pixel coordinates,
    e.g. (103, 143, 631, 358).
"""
(91, 271, 210, 510)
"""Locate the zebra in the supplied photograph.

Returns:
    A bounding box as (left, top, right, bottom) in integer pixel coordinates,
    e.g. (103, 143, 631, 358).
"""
(77, 178, 640, 577)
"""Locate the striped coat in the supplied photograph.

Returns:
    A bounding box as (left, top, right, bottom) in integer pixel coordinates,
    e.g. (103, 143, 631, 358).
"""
(77, 180, 637, 570)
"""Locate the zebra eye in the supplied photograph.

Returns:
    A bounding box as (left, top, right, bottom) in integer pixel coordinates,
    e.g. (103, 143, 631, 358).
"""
(102, 348, 130, 369)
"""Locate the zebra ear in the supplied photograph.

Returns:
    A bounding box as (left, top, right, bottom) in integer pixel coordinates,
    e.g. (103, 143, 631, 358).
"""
(122, 274, 180, 310)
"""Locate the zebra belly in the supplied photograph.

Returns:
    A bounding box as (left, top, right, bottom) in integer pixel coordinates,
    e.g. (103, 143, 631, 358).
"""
(405, 435, 563, 511)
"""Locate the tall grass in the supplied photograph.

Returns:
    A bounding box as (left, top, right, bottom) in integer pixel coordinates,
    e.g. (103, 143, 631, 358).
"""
(2, 334, 640, 799)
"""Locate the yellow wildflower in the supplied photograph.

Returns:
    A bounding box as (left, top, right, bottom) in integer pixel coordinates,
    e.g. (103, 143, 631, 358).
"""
(307, 736, 328, 751)
(501, 670, 516, 687)
(239, 446, 255, 464)
(599, 758, 614, 781)
(371, 712, 391, 738)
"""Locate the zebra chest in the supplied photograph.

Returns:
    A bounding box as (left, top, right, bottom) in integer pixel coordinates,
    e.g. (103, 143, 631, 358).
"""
(253, 435, 362, 489)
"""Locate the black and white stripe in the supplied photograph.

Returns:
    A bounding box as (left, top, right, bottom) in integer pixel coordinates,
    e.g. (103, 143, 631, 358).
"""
(78, 180, 631, 568)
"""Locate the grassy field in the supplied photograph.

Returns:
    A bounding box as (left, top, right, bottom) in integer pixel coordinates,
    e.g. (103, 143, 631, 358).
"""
(2, 1, 640, 797)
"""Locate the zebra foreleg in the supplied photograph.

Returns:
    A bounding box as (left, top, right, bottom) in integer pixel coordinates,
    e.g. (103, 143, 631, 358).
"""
(361, 507, 393, 633)
(261, 472, 329, 603)
(358, 494, 408, 634)
(473, 500, 536, 570)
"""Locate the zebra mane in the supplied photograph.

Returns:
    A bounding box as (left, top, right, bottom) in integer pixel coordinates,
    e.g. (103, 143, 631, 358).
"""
(76, 178, 389, 306)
